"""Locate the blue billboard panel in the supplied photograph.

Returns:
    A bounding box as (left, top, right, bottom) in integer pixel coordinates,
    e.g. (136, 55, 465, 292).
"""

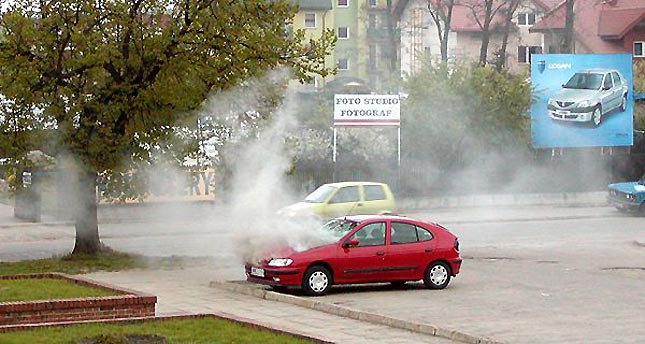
(530, 54, 633, 148)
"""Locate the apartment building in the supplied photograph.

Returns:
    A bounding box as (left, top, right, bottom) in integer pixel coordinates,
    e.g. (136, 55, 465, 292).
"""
(293, 0, 399, 92)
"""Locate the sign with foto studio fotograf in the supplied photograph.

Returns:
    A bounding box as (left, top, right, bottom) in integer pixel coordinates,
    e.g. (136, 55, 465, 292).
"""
(530, 54, 633, 148)
(334, 94, 400, 127)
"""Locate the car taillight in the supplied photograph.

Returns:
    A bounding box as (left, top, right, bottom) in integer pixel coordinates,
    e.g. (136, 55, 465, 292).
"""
(454, 238, 460, 252)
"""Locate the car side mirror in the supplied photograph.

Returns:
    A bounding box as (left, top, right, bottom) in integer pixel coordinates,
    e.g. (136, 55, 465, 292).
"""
(603, 85, 611, 91)
(343, 238, 360, 248)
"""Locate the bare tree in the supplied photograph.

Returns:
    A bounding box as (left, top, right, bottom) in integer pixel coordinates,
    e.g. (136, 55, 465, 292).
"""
(495, 0, 521, 71)
(562, 0, 575, 53)
(427, 0, 455, 62)
(461, 0, 509, 66)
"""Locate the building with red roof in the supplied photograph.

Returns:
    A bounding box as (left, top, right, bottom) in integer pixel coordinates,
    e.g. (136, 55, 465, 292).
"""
(530, 0, 645, 59)
(394, 0, 560, 77)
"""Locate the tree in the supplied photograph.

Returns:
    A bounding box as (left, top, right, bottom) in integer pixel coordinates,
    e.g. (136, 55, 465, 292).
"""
(402, 61, 531, 192)
(461, 0, 508, 66)
(562, 0, 575, 53)
(427, 0, 455, 62)
(494, 0, 521, 71)
(0, 0, 335, 254)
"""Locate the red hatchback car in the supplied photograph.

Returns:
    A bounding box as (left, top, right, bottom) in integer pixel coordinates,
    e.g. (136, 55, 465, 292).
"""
(245, 215, 462, 296)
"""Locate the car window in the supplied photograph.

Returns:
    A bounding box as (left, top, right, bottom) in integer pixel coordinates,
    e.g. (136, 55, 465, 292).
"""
(364, 185, 386, 201)
(564, 73, 603, 90)
(611, 72, 622, 86)
(329, 186, 360, 204)
(417, 226, 433, 242)
(391, 222, 418, 244)
(349, 222, 385, 246)
(322, 218, 358, 238)
(305, 185, 336, 203)
(603, 74, 613, 89)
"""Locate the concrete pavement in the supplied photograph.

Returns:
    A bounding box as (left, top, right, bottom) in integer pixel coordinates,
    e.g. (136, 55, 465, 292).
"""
(1, 192, 640, 344)
(83, 264, 458, 344)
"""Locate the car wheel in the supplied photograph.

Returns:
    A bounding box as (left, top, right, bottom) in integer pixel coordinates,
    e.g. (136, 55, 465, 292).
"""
(423, 261, 451, 290)
(591, 106, 602, 127)
(302, 266, 332, 296)
(619, 94, 627, 112)
(639, 203, 645, 216)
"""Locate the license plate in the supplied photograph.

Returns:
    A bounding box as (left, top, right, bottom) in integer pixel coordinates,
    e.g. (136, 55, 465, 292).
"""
(250, 267, 265, 278)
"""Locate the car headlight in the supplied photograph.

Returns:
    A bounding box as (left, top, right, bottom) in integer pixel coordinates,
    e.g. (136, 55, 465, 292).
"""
(576, 100, 591, 108)
(548, 98, 557, 106)
(268, 258, 293, 267)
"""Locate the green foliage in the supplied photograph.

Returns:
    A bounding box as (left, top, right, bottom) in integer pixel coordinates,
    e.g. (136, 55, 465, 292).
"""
(0, 0, 335, 174)
(633, 60, 645, 95)
(0, 278, 119, 303)
(0, 251, 146, 275)
(402, 61, 531, 174)
(0, 317, 314, 344)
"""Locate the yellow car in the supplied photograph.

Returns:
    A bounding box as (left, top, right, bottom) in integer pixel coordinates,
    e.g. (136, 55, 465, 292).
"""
(278, 181, 396, 220)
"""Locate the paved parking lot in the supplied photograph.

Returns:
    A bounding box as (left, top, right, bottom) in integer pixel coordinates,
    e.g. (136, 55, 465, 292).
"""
(1, 201, 643, 343)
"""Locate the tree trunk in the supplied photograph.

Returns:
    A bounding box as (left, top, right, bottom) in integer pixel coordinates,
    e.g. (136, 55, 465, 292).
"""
(496, 0, 520, 71)
(72, 170, 102, 254)
(562, 0, 575, 53)
(386, 0, 398, 73)
(441, 2, 454, 62)
(478, 1, 493, 66)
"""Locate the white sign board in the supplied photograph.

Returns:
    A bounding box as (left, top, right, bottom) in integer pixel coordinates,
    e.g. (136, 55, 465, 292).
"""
(334, 94, 400, 127)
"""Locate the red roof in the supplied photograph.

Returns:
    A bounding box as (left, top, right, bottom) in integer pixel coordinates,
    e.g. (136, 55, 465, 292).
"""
(598, 9, 645, 39)
(530, 0, 645, 53)
(450, 1, 512, 33)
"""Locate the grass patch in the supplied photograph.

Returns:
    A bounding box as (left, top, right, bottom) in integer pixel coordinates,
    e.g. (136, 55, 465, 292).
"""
(0, 278, 120, 303)
(0, 251, 146, 276)
(0, 317, 315, 344)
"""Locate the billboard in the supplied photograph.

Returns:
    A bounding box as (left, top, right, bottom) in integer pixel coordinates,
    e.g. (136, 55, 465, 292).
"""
(334, 94, 400, 127)
(530, 54, 633, 148)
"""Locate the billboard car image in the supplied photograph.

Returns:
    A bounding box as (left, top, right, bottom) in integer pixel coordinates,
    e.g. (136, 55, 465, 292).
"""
(531, 54, 633, 148)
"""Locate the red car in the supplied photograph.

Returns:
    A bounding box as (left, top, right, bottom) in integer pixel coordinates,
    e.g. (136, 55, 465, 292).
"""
(245, 215, 462, 296)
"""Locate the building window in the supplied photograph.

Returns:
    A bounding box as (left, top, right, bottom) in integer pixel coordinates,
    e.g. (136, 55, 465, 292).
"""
(518, 45, 541, 63)
(368, 44, 377, 67)
(338, 58, 349, 70)
(338, 26, 349, 39)
(368, 14, 377, 28)
(338, 0, 349, 7)
(635, 42, 644, 57)
(517, 13, 536, 26)
(369, 0, 377, 7)
(304, 13, 316, 28)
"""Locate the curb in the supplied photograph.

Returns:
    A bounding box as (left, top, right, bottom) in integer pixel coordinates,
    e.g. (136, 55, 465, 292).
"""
(209, 281, 504, 344)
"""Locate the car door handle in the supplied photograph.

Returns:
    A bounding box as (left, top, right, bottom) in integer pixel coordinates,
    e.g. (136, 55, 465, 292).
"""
(376, 251, 385, 256)
(425, 248, 433, 253)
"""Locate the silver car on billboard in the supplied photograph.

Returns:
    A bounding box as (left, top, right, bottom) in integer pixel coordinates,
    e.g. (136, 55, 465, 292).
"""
(547, 68, 628, 127)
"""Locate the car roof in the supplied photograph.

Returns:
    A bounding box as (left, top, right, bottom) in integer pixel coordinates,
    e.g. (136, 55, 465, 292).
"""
(577, 68, 618, 74)
(341, 214, 411, 222)
(322, 181, 388, 188)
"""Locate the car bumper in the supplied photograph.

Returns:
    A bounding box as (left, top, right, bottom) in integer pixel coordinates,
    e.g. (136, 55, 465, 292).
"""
(607, 196, 641, 210)
(450, 259, 462, 276)
(244, 264, 302, 286)
(548, 109, 594, 122)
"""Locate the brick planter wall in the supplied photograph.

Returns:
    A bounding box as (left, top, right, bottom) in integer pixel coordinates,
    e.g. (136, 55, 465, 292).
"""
(0, 273, 156, 326)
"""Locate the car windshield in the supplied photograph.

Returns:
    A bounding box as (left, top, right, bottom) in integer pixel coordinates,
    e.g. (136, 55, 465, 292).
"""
(563, 73, 603, 90)
(321, 218, 358, 239)
(304, 185, 337, 203)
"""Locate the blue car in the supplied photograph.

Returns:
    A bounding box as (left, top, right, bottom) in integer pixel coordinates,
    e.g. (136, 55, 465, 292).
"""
(608, 173, 645, 213)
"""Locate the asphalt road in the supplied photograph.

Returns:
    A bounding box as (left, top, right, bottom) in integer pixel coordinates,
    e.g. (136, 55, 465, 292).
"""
(1, 204, 643, 343)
